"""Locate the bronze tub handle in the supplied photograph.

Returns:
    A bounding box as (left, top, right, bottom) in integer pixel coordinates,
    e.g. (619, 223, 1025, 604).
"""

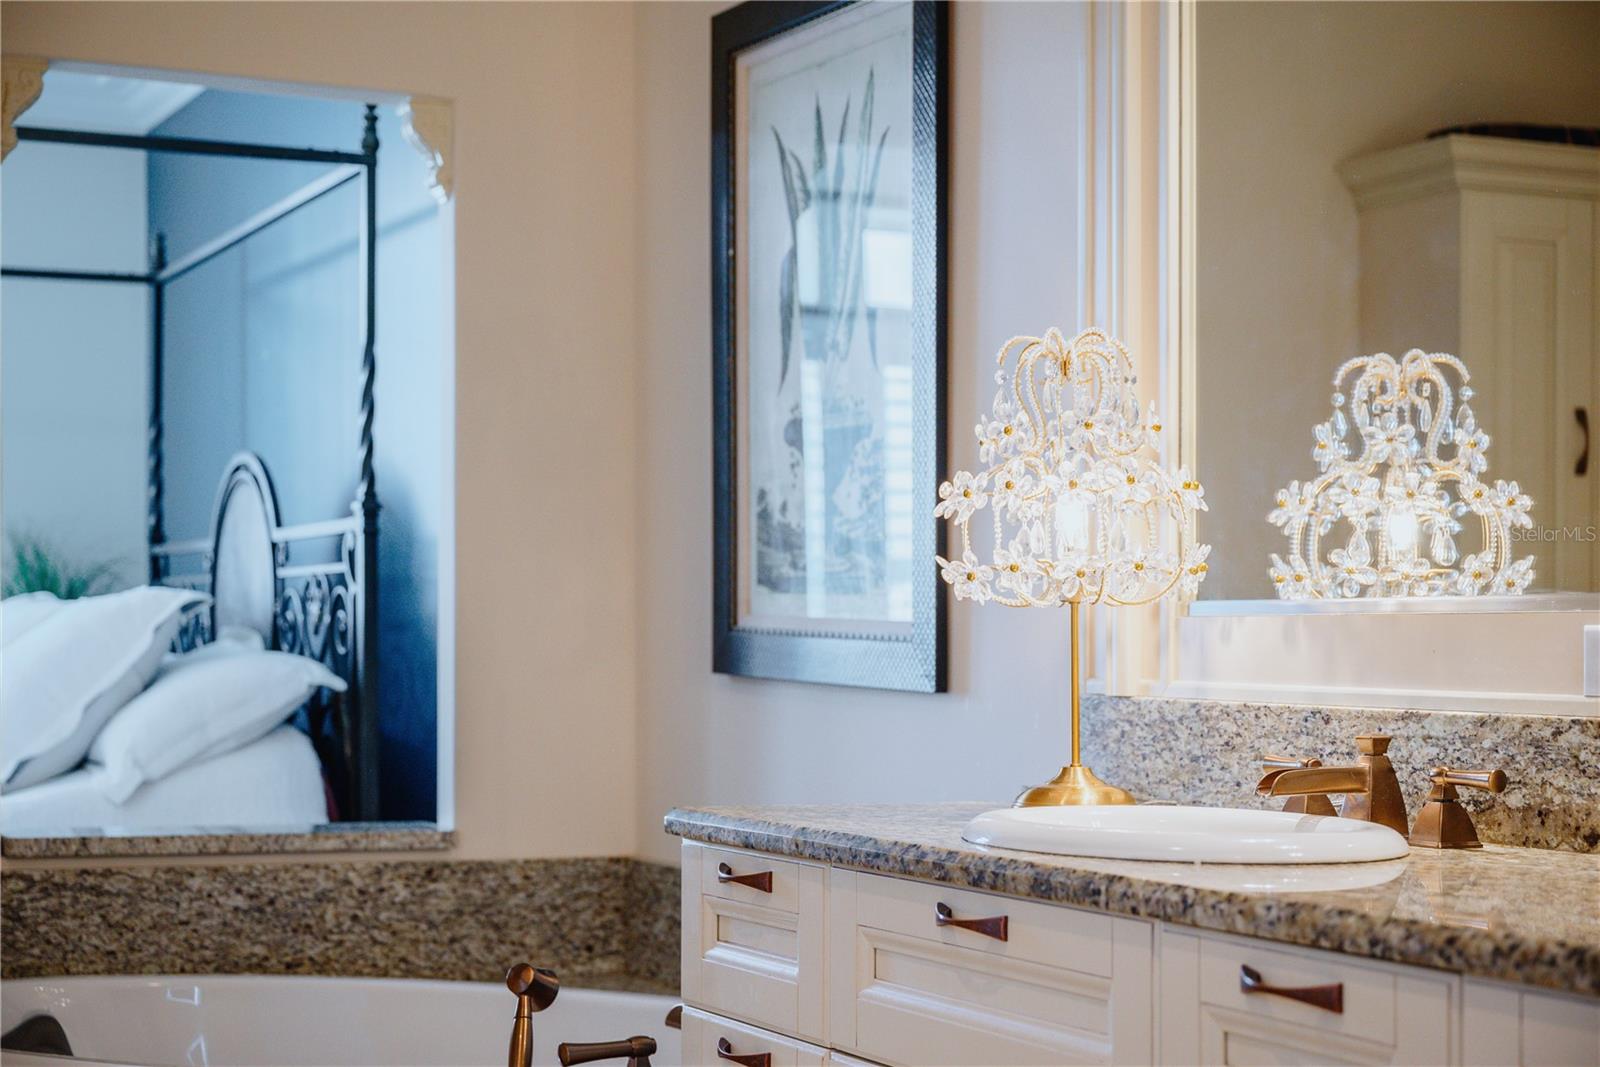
(716, 1037, 771, 1067)
(715, 862, 772, 893)
(1239, 963, 1343, 1014)
(935, 901, 1009, 941)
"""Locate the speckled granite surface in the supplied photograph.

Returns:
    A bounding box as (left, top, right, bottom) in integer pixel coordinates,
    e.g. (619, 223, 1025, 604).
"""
(1, 858, 679, 994)
(664, 803, 1600, 997)
(1, 823, 454, 859)
(1083, 695, 1600, 852)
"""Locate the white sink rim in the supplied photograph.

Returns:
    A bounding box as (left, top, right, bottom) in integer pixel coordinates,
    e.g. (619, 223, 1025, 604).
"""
(962, 804, 1411, 864)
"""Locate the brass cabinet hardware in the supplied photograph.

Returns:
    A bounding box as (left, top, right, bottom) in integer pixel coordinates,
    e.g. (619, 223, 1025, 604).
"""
(505, 963, 560, 1067)
(716, 1037, 772, 1067)
(558, 1036, 656, 1067)
(934, 901, 1010, 941)
(664, 1005, 682, 1030)
(1238, 964, 1344, 1014)
(1409, 765, 1509, 849)
(1256, 734, 1408, 835)
(1259, 755, 1336, 816)
(1578, 407, 1589, 476)
(715, 862, 773, 893)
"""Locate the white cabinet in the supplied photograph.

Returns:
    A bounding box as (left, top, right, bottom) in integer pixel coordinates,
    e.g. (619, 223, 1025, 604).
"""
(680, 842, 827, 1043)
(680, 1005, 828, 1067)
(1462, 977, 1600, 1067)
(827, 868, 1153, 1065)
(678, 840, 1593, 1067)
(1158, 928, 1456, 1065)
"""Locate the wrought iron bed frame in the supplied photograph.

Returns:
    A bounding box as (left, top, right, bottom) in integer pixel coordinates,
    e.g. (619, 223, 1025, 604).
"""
(1, 109, 382, 820)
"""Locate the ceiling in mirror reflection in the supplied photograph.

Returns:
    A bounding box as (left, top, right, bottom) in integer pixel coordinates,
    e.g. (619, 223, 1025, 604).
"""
(1195, 0, 1600, 601)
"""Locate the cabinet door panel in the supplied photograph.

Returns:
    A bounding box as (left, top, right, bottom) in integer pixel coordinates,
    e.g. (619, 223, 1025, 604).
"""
(682, 841, 827, 1042)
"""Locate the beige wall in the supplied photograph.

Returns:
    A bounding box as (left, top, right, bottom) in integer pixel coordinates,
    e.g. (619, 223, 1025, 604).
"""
(3, 2, 641, 863)
(633, 1, 1093, 866)
(1196, 1, 1600, 599)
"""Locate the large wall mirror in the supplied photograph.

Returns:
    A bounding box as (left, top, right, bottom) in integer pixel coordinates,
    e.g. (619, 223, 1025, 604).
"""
(1193, 1, 1599, 609)
(1, 66, 453, 848)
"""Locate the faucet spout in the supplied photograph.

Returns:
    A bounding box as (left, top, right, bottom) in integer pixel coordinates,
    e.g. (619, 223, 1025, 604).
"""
(1257, 765, 1370, 798)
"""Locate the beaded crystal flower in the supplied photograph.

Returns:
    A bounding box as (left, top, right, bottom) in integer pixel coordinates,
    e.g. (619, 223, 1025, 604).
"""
(1268, 349, 1535, 599)
(934, 328, 1210, 607)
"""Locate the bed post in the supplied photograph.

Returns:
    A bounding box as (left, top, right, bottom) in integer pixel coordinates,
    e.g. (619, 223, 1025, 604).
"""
(147, 233, 167, 583)
(355, 104, 382, 822)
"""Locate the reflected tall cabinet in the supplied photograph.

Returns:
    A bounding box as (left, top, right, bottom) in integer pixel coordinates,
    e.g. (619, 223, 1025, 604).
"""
(1339, 134, 1600, 591)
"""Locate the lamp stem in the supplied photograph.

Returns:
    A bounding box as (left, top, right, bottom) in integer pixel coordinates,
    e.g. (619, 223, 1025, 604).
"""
(1069, 599, 1081, 767)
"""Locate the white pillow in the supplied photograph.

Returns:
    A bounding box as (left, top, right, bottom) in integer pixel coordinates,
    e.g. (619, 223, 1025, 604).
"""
(88, 649, 346, 803)
(1, 591, 69, 647)
(158, 624, 266, 673)
(1, 586, 208, 792)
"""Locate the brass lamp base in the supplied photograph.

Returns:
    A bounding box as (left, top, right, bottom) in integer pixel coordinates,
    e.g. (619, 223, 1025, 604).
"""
(1014, 764, 1137, 807)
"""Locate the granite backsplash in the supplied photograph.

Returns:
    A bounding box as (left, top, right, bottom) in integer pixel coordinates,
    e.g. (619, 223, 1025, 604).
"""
(1, 856, 679, 992)
(1082, 695, 1599, 851)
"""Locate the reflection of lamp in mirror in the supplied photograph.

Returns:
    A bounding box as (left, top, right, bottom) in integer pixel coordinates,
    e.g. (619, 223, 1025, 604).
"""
(934, 328, 1210, 806)
(1268, 349, 1536, 599)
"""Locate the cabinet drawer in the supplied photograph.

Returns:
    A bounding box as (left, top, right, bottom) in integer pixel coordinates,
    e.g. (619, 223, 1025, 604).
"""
(681, 1006, 827, 1067)
(1159, 929, 1457, 1066)
(702, 844, 806, 912)
(1198, 933, 1400, 1044)
(829, 869, 1153, 1066)
(682, 841, 826, 1043)
(853, 868, 1116, 976)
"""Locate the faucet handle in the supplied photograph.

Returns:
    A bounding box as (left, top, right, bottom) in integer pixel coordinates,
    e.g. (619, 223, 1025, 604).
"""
(1258, 755, 1337, 817)
(559, 1036, 657, 1067)
(1430, 766, 1508, 793)
(1409, 766, 1509, 849)
(506, 965, 559, 1067)
(506, 964, 560, 1011)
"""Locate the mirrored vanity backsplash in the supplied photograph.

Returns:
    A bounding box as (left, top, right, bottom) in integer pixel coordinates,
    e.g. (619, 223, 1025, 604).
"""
(1082, 695, 1599, 852)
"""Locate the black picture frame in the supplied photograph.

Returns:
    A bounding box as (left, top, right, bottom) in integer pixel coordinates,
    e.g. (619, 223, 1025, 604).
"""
(711, 0, 948, 692)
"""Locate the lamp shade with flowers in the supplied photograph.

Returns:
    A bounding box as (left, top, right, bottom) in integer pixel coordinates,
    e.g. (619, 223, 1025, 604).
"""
(1267, 349, 1535, 600)
(934, 328, 1211, 806)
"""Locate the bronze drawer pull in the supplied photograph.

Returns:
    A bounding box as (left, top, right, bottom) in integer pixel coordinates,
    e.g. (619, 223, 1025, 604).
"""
(715, 862, 772, 893)
(935, 901, 1009, 941)
(664, 1004, 682, 1029)
(716, 1037, 771, 1067)
(1239, 964, 1344, 1014)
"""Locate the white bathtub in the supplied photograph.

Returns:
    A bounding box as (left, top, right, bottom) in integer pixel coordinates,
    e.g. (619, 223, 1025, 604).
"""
(0, 975, 682, 1067)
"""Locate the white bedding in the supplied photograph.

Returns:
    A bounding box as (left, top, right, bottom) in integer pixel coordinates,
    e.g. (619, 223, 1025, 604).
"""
(0, 725, 328, 838)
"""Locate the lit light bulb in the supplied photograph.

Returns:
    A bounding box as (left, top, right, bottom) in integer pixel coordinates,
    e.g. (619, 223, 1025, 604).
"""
(1385, 504, 1419, 563)
(1055, 494, 1092, 557)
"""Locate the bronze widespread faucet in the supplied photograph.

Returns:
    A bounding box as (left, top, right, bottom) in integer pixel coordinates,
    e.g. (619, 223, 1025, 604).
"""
(505, 963, 659, 1067)
(1256, 734, 1410, 836)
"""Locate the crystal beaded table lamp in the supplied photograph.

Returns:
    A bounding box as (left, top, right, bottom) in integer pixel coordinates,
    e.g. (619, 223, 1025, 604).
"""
(934, 328, 1210, 806)
(1267, 349, 1536, 600)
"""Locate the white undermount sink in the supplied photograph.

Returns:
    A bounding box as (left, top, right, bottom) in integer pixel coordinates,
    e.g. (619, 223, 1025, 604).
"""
(963, 804, 1411, 864)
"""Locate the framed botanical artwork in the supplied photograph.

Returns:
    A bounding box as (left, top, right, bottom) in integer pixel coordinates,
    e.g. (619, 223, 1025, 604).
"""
(711, 0, 947, 691)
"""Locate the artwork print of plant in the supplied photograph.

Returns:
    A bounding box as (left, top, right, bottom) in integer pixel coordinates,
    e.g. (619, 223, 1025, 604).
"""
(754, 68, 905, 619)
(771, 69, 890, 395)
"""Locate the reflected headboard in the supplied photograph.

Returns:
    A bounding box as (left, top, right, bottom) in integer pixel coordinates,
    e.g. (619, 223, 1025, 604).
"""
(151, 452, 375, 822)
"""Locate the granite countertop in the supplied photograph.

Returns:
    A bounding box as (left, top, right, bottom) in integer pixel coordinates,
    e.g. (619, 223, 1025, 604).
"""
(664, 803, 1600, 997)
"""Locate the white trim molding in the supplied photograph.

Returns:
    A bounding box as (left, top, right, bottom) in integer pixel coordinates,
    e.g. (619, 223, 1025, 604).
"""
(1, 56, 48, 162)
(1338, 134, 1600, 210)
(400, 95, 453, 204)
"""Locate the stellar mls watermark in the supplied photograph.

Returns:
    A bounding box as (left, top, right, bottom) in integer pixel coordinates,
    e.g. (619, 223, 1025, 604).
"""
(1510, 524, 1598, 543)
